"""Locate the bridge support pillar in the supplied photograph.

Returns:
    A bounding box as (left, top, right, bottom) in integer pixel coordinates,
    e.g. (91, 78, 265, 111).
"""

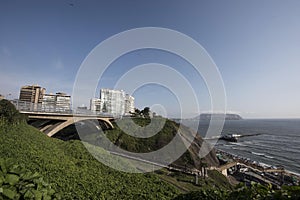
(195, 173, 199, 185)
(221, 169, 228, 177)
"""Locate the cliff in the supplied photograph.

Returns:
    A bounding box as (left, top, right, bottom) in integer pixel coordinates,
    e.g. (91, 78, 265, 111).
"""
(97, 118, 220, 169)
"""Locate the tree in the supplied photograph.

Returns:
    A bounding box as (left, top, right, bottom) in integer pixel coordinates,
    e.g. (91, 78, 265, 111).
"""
(134, 108, 141, 116)
(141, 107, 150, 118)
(0, 99, 27, 124)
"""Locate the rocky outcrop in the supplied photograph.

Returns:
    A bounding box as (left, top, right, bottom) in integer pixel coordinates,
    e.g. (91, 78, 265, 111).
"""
(199, 113, 242, 120)
(173, 124, 219, 169)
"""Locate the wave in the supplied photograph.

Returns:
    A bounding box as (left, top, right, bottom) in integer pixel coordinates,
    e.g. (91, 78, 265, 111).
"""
(249, 143, 300, 155)
(251, 151, 265, 156)
(251, 151, 274, 159)
(224, 144, 235, 147)
(264, 155, 274, 159)
(229, 142, 247, 146)
(191, 119, 300, 174)
(286, 170, 300, 177)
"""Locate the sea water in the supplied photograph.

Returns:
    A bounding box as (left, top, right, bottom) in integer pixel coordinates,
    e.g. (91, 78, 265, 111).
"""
(182, 119, 300, 174)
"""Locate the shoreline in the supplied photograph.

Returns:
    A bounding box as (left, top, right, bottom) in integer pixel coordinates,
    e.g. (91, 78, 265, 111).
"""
(216, 148, 300, 185)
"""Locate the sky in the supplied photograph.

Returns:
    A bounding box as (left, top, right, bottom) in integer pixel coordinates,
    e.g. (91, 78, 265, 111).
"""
(0, 0, 300, 118)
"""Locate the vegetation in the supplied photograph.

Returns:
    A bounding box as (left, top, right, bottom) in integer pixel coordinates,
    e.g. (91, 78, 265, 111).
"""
(132, 107, 153, 118)
(0, 123, 181, 199)
(140, 107, 150, 118)
(0, 100, 27, 126)
(81, 117, 218, 171)
(174, 182, 300, 200)
(105, 117, 177, 153)
(0, 100, 179, 199)
(0, 159, 59, 199)
(155, 169, 233, 194)
(2, 100, 300, 199)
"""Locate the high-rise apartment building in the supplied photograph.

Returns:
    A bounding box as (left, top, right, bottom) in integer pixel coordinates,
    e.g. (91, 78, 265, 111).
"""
(100, 89, 125, 116)
(90, 98, 102, 112)
(42, 92, 71, 112)
(99, 89, 134, 116)
(42, 94, 56, 111)
(125, 94, 135, 114)
(55, 92, 71, 111)
(19, 85, 45, 103)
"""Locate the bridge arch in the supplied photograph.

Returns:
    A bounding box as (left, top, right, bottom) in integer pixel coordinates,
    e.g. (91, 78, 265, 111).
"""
(45, 118, 114, 137)
(22, 112, 114, 137)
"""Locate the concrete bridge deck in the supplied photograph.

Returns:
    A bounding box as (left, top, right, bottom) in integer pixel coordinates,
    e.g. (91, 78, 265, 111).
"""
(20, 110, 114, 137)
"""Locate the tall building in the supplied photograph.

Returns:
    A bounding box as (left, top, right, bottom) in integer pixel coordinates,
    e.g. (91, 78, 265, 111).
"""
(99, 89, 135, 116)
(125, 94, 135, 114)
(42, 92, 71, 112)
(90, 98, 102, 112)
(0, 94, 4, 100)
(100, 89, 125, 116)
(55, 92, 71, 111)
(42, 94, 56, 111)
(19, 85, 45, 103)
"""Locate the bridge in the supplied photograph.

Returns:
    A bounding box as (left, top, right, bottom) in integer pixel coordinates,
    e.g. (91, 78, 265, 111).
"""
(217, 161, 238, 176)
(12, 100, 114, 137)
(215, 161, 285, 177)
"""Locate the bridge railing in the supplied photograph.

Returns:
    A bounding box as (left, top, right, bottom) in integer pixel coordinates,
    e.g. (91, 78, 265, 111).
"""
(11, 100, 72, 114)
(11, 100, 115, 117)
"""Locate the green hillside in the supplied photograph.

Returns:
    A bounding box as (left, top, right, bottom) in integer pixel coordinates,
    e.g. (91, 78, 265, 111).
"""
(0, 123, 181, 199)
(0, 100, 180, 199)
(2, 100, 299, 199)
(82, 117, 219, 171)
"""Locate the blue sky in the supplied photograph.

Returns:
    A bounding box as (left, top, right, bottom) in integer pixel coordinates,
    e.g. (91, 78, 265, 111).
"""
(0, 0, 300, 118)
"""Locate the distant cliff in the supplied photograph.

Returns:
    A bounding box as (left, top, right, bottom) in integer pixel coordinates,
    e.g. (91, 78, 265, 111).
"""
(198, 113, 242, 120)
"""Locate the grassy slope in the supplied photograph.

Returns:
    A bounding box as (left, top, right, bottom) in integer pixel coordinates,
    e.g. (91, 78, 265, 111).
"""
(83, 117, 231, 192)
(0, 123, 179, 199)
(100, 118, 219, 168)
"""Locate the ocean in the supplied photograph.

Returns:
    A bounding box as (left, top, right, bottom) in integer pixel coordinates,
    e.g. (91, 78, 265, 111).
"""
(181, 119, 300, 174)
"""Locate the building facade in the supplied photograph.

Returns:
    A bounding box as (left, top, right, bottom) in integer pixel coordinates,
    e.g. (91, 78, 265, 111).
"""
(19, 85, 45, 104)
(42, 92, 71, 112)
(100, 89, 125, 116)
(98, 89, 135, 116)
(42, 94, 56, 111)
(124, 94, 135, 114)
(90, 98, 102, 112)
(55, 93, 71, 111)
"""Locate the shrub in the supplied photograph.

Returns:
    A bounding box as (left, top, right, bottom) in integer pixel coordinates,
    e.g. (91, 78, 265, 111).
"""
(0, 158, 60, 200)
(0, 100, 27, 125)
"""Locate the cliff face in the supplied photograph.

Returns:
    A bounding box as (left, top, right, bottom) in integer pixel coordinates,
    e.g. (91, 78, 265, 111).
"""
(101, 118, 219, 169)
(174, 124, 219, 169)
(199, 113, 242, 120)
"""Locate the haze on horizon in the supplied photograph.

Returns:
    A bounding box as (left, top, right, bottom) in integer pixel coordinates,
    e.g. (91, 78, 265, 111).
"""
(0, 1, 300, 119)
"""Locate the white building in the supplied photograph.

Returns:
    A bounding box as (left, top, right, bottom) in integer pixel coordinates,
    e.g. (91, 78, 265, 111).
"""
(42, 92, 71, 112)
(56, 92, 71, 111)
(100, 89, 125, 116)
(42, 94, 56, 111)
(90, 98, 102, 112)
(124, 94, 135, 114)
(93, 89, 135, 116)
